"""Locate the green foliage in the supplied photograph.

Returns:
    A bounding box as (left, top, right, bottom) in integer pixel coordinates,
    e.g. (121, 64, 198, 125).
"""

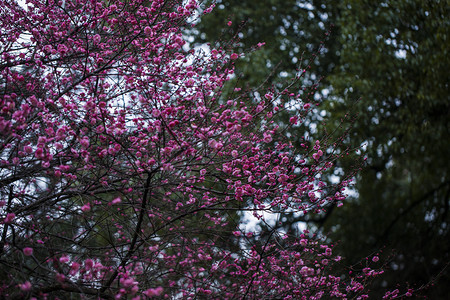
(197, 0, 450, 297)
(195, 0, 341, 89)
(322, 1, 449, 296)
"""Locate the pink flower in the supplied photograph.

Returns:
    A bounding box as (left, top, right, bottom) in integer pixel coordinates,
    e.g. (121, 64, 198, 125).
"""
(93, 34, 101, 44)
(59, 256, 69, 263)
(56, 273, 65, 283)
(19, 281, 31, 291)
(278, 174, 289, 182)
(314, 140, 321, 150)
(80, 137, 89, 149)
(313, 150, 323, 160)
(120, 278, 136, 288)
(81, 203, 91, 212)
(300, 266, 314, 276)
(208, 139, 222, 149)
(289, 116, 298, 125)
(84, 259, 94, 270)
(152, 108, 160, 117)
(24, 145, 32, 153)
(148, 245, 158, 252)
(230, 53, 239, 60)
(23, 247, 33, 256)
(264, 93, 273, 100)
(4, 213, 15, 224)
(71, 262, 80, 270)
(57, 44, 68, 54)
(111, 197, 121, 205)
(34, 148, 45, 159)
(168, 120, 179, 128)
(263, 132, 272, 143)
(203, 5, 214, 14)
(43, 45, 52, 52)
(143, 287, 163, 297)
(372, 256, 379, 262)
(227, 21, 232, 26)
(70, 262, 80, 275)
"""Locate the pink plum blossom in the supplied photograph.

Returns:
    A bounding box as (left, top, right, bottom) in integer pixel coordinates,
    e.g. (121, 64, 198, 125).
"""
(143, 287, 163, 297)
(19, 281, 32, 291)
(3, 213, 15, 224)
(23, 247, 33, 256)
(230, 53, 239, 60)
(0, 0, 388, 298)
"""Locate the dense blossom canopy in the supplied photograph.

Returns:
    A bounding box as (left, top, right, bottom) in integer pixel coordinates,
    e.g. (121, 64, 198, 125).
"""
(0, 0, 395, 299)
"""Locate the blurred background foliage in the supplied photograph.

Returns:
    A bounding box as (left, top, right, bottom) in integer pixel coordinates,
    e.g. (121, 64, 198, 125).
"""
(195, 0, 449, 297)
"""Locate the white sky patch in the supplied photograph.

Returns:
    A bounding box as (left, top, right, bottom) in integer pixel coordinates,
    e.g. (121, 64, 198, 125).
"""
(240, 210, 307, 233)
(297, 2, 314, 10)
(343, 186, 359, 199)
(16, 0, 26, 8)
(395, 49, 407, 59)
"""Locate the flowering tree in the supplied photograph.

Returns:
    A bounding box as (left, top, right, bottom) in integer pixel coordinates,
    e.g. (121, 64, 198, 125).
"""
(0, 0, 390, 299)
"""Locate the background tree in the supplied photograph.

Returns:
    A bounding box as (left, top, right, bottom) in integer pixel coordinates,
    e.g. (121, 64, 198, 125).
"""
(194, 0, 340, 90)
(322, 1, 449, 297)
(196, 0, 450, 297)
(0, 0, 390, 299)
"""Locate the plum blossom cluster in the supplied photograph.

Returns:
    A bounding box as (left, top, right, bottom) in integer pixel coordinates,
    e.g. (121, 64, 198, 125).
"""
(0, 0, 395, 299)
